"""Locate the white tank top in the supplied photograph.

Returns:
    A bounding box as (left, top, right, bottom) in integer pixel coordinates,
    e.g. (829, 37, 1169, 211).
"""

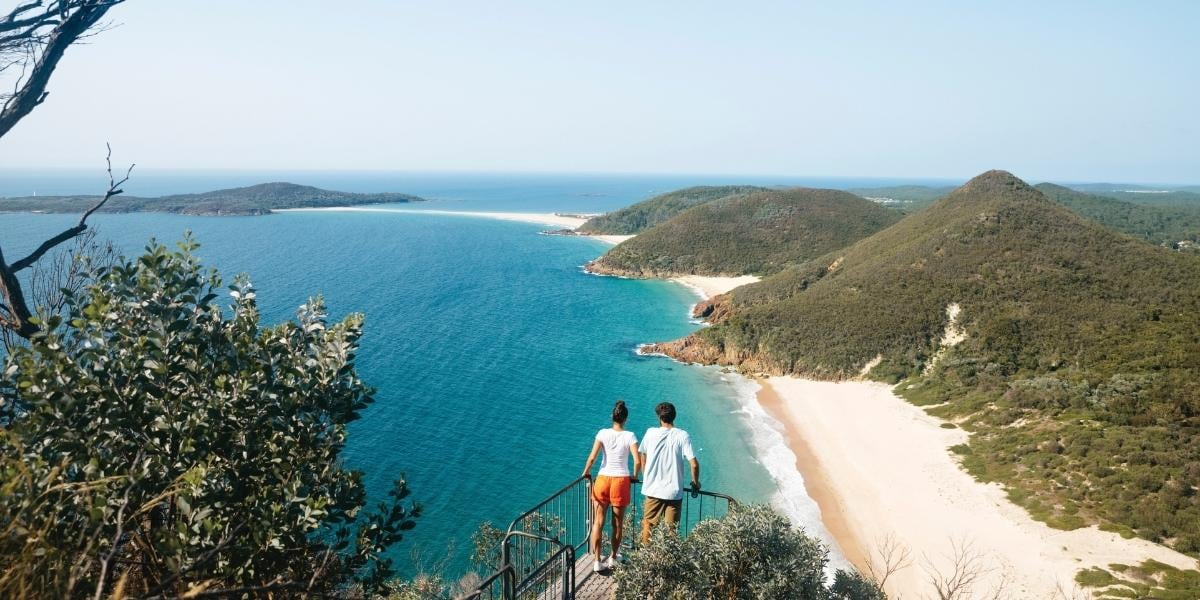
(596, 428, 638, 477)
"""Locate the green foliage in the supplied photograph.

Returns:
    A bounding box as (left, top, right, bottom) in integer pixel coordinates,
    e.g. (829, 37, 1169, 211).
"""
(829, 570, 888, 600)
(1076, 560, 1200, 600)
(0, 237, 418, 598)
(0, 182, 424, 216)
(592, 188, 900, 277)
(578, 185, 768, 235)
(692, 171, 1200, 552)
(614, 504, 876, 600)
(1035, 182, 1200, 245)
(470, 521, 505, 572)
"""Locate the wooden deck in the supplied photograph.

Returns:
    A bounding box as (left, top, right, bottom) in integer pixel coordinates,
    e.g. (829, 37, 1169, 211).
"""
(573, 553, 616, 600)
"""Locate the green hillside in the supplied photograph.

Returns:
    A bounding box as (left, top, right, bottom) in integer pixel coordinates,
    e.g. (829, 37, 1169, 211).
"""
(587, 188, 901, 277)
(0, 182, 424, 216)
(651, 171, 1200, 552)
(1036, 182, 1200, 246)
(577, 185, 767, 235)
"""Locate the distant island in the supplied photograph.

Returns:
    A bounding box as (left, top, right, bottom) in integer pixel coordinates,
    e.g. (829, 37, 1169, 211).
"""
(0, 182, 425, 216)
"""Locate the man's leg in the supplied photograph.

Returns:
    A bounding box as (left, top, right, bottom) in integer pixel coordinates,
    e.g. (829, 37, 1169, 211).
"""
(641, 497, 666, 546)
(663, 499, 682, 535)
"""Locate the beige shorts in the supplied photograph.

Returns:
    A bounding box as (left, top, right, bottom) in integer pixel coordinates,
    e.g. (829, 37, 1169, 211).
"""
(643, 496, 682, 529)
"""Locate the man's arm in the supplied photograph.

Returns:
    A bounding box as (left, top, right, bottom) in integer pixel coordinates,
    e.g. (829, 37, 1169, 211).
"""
(690, 458, 701, 491)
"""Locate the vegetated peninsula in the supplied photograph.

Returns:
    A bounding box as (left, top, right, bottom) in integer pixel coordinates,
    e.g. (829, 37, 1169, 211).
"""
(647, 170, 1200, 554)
(587, 188, 901, 278)
(0, 182, 425, 216)
(577, 185, 768, 235)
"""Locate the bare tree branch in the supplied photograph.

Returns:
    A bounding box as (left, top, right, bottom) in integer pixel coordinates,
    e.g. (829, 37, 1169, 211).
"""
(923, 537, 992, 600)
(0, 1, 126, 137)
(10, 144, 133, 272)
(0, 144, 132, 339)
(867, 533, 912, 591)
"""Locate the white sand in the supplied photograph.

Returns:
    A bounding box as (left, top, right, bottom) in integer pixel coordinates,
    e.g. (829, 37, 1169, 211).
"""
(276, 206, 643, 248)
(671, 274, 761, 299)
(588, 234, 635, 245)
(275, 206, 590, 228)
(758, 376, 1198, 599)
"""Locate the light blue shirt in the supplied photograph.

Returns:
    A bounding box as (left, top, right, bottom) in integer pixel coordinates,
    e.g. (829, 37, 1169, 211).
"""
(639, 426, 695, 501)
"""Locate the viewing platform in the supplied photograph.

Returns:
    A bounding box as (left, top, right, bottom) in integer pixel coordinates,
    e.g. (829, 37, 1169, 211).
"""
(460, 476, 736, 600)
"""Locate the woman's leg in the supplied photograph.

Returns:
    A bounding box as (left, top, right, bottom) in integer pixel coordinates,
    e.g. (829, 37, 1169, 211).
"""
(610, 505, 626, 560)
(590, 499, 609, 560)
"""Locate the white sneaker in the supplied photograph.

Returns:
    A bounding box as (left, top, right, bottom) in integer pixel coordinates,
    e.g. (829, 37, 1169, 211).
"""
(604, 553, 622, 569)
(593, 556, 606, 573)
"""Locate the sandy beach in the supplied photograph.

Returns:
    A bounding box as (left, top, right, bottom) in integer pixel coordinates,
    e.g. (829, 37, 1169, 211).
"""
(275, 206, 641, 247)
(275, 206, 592, 228)
(757, 377, 1198, 598)
(671, 274, 761, 299)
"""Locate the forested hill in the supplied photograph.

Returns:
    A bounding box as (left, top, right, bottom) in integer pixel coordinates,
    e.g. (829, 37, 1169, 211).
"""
(587, 188, 900, 277)
(648, 170, 1200, 553)
(577, 185, 767, 235)
(0, 182, 425, 216)
(1035, 182, 1200, 247)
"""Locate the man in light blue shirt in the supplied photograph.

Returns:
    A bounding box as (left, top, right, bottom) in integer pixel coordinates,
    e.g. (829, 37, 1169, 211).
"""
(637, 402, 700, 544)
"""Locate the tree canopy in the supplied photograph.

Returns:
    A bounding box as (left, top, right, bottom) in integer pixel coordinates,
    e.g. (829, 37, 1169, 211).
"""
(0, 238, 418, 598)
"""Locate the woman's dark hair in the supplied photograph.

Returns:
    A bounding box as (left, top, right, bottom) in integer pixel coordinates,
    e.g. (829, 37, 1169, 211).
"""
(612, 400, 629, 424)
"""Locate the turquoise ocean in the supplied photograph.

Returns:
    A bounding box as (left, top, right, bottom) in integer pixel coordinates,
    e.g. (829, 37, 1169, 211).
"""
(1, 172, 948, 576)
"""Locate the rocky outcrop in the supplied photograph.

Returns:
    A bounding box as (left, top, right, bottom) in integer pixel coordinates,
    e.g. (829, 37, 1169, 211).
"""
(584, 259, 673, 279)
(641, 334, 785, 377)
(690, 294, 735, 321)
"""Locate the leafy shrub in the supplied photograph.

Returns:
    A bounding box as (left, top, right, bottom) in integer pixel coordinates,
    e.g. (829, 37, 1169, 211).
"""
(0, 238, 418, 598)
(615, 504, 881, 599)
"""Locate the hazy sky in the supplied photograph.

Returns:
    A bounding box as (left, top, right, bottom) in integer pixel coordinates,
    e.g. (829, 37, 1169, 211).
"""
(1, 1, 1196, 183)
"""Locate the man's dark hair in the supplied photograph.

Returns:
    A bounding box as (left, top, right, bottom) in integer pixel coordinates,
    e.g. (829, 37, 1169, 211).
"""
(656, 402, 676, 425)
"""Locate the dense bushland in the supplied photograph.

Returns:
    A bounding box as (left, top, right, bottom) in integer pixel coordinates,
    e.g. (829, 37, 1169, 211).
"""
(578, 185, 768, 235)
(1035, 182, 1200, 246)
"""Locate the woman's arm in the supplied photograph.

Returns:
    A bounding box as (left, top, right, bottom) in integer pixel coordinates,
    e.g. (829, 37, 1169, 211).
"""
(581, 439, 602, 478)
(630, 441, 641, 480)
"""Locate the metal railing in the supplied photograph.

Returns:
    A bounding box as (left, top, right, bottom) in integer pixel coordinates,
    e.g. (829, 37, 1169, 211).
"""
(623, 480, 737, 554)
(458, 564, 513, 600)
(461, 475, 736, 600)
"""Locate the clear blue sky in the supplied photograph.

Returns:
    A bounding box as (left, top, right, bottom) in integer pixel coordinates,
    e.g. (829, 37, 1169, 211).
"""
(1, 1, 1196, 183)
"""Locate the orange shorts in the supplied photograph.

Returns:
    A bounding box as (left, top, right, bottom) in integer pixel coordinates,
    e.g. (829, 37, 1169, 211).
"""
(592, 475, 632, 507)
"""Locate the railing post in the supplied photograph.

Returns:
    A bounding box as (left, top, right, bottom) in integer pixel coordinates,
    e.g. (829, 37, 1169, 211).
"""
(501, 540, 514, 600)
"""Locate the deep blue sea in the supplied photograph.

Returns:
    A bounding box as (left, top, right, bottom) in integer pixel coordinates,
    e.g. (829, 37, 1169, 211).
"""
(0, 172, 892, 577)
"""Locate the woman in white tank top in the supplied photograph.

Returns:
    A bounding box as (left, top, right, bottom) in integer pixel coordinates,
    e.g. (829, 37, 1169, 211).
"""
(581, 400, 641, 572)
